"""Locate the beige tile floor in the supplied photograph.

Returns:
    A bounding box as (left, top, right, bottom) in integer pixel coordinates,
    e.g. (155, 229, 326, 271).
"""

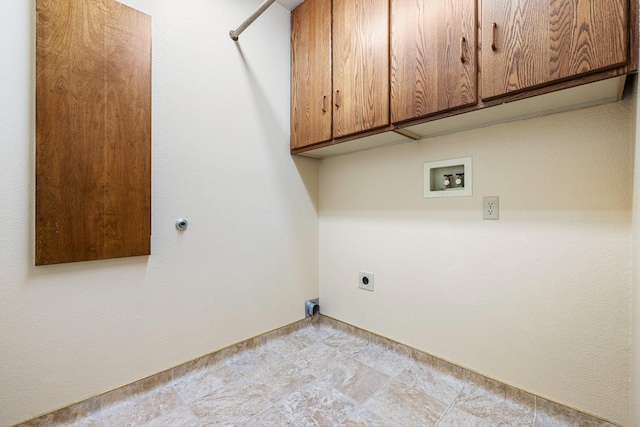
(17, 316, 617, 427)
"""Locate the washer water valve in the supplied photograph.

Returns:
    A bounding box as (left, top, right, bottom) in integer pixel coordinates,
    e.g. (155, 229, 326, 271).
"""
(455, 173, 465, 188)
(443, 174, 453, 188)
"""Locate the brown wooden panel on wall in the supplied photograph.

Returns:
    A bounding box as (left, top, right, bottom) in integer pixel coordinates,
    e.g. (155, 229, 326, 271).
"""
(36, 0, 151, 265)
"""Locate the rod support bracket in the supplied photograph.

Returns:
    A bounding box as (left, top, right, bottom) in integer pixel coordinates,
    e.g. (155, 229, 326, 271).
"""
(229, 0, 277, 42)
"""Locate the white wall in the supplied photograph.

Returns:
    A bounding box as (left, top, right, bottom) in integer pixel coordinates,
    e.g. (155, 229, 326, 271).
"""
(630, 13, 640, 427)
(0, 1, 319, 425)
(631, 76, 640, 426)
(320, 99, 632, 425)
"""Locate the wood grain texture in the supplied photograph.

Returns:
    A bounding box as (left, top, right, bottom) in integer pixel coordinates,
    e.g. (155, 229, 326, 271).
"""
(291, 0, 332, 149)
(627, 0, 638, 72)
(292, 68, 628, 155)
(391, 0, 477, 124)
(332, 0, 389, 138)
(36, 0, 151, 265)
(481, 0, 628, 99)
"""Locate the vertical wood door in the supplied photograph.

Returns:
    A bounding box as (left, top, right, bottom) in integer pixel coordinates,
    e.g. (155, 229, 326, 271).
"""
(291, 0, 332, 149)
(481, 0, 628, 99)
(391, 0, 477, 124)
(36, 0, 151, 265)
(333, 0, 389, 138)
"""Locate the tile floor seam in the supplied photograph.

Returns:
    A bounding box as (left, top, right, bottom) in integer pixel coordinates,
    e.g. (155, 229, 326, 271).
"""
(329, 385, 365, 427)
(225, 359, 245, 379)
(351, 346, 410, 378)
(235, 373, 277, 424)
(321, 379, 364, 426)
(258, 370, 318, 409)
(253, 350, 321, 418)
(170, 382, 203, 427)
(272, 376, 358, 427)
(434, 378, 467, 427)
(350, 363, 406, 425)
(369, 368, 453, 427)
(239, 371, 269, 399)
(532, 395, 538, 427)
(238, 403, 291, 427)
(353, 406, 401, 427)
(272, 404, 303, 427)
(282, 356, 318, 382)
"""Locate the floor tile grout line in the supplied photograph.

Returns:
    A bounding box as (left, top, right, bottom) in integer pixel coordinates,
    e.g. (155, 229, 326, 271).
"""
(169, 367, 204, 427)
(434, 372, 467, 427)
(262, 321, 376, 424)
(240, 350, 318, 427)
(237, 399, 301, 427)
(266, 375, 359, 427)
(272, 403, 304, 427)
(233, 370, 283, 424)
(532, 395, 537, 427)
(345, 356, 414, 426)
(348, 341, 412, 378)
(346, 338, 413, 411)
(344, 371, 398, 425)
(321, 381, 368, 427)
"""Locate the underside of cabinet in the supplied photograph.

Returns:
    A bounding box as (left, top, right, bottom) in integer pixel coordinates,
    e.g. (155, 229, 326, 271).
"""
(297, 75, 628, 158)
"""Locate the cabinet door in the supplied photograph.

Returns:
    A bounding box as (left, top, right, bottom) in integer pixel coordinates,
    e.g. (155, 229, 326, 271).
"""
(291, 0, 332, 149)
(391, 0, 477, 124)
(333, 0, 389, 138)
(36, 0, 151, 265)
(481, 0, 628, 99)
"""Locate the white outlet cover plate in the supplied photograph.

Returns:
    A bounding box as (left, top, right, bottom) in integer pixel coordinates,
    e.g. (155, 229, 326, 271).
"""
(358, 271, 374, 291)
(483, 196, 499, 220)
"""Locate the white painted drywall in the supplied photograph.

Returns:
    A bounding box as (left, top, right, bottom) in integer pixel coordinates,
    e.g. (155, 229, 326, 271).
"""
(630, 14, 640, 427)
(319, 100, 632, 425)
(0, 0, 319, 425)
(631, 77, 640, 427)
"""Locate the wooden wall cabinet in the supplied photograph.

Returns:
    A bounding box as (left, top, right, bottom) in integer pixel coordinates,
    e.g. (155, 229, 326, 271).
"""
(291, 0, 635, 156)
(290, 0, 389, 149)
(481, 0, 629, 99)
(332, 0, 389, 138)
(290, 0, 332, 150)
(36, 0, 151, 265)
(391, 0, 477, 124)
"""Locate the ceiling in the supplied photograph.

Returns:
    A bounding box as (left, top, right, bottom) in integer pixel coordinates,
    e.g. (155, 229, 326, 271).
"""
(276, 0, 304, 11)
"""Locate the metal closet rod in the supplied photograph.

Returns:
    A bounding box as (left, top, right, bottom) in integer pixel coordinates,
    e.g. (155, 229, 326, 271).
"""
(229, 0, 277, 41)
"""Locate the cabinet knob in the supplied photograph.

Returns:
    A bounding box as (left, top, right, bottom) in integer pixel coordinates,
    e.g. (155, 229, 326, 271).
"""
(491, 22, 498, 51)
(322, 95, 327, 113)
(335, 90, 340, 108)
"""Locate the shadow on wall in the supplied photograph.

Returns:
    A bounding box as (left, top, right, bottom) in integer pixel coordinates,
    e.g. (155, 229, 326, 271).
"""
(233, 32, 319, 215)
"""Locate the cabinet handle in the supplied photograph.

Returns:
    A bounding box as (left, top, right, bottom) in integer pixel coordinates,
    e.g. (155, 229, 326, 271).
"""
(460, 36, 466, 63)
(322, 95, 327, 113)
(491, 22, 498, 51)
(335, 90, 340, 108)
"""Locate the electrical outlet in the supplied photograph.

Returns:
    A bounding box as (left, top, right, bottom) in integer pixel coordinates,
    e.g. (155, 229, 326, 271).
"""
(483, 196, 499, 220)
(358, 271, 374, 291)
